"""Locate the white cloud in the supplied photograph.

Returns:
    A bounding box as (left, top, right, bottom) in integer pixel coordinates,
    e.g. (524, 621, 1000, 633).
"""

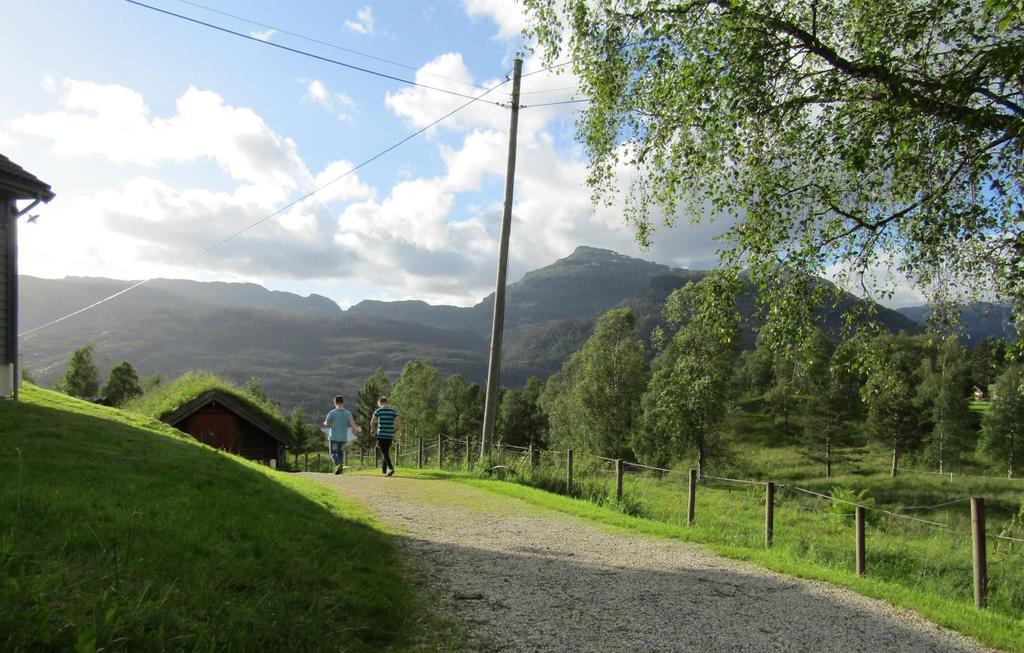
(462, 0, 527, 40)
(10, 74, 730, 308)
(313, 160, 375, 205)
(0, 128, 15, 148)
(11, 80, 310, 191)
(385, 50, 584, 140)
(304, 79, 356, 122)
(250, 29, 276, 41)
(385, 53, 509, 133)
(40, 74, 57, 93)
(344, 6, 375, 35)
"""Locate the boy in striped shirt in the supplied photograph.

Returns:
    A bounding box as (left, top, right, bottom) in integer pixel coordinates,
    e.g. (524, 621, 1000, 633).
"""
(370, 396, 401, 476)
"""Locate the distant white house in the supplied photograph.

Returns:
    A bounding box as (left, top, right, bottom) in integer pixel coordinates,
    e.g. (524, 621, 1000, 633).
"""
(1, 154, 54, 400)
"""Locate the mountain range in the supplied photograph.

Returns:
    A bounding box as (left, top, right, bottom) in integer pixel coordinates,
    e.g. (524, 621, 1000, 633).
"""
(18, 246, 977, 417)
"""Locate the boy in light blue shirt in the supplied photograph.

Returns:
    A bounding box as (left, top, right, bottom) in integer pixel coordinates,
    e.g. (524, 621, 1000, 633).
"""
(323, 395, 358, 475)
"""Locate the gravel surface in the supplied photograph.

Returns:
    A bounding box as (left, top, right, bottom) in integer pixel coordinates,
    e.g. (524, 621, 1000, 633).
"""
(307, 473, 991, 653)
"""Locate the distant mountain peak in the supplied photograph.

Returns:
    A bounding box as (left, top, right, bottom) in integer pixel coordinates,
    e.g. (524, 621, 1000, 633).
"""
(565, 246, 631, 262)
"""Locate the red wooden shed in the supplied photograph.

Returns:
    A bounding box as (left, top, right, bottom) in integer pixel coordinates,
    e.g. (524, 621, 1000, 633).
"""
(161, 389, 295, 465)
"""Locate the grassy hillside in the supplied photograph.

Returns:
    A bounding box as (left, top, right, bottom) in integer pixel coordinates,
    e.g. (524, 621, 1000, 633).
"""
(0, 386, 461, 652)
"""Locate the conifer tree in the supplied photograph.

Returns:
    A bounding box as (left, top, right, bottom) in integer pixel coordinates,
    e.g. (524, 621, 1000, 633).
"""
(61, 345, 99, 399)
(103, 361, 143, 407)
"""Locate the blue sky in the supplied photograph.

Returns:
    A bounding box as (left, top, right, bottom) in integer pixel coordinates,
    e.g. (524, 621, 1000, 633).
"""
(2, 0, 924, 309)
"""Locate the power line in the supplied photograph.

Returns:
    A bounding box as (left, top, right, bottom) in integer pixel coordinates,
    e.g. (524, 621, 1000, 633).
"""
(517, 85, 582, 96)
(122, 0, 504, 106)
(19, 78, 510, 338)
(170, 0, 494, 93)
(520, 98, 591, 109)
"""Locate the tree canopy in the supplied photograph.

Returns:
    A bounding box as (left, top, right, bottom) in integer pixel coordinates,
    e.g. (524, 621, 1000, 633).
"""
(541, 307, 648, 457)
(103, 361, 143, 407)
(61, 345, 99, 399)
(525, 0, 1024, 322)
(391, 360, 440, 442)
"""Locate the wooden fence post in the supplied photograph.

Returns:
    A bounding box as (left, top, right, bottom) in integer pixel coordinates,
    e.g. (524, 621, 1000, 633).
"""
(972, 497, 987, 609)
(418, 438, 424, 468)
(316, 453, 321, 472)
(687, 468, 697, 526)
(764, 481, 775, 548)
(566, 449, 574, 493)
(438, 434, 443, 469)
(304, 452, 309, 472)
(464, 438, 471, 469)
(855, 506, 866, 576)
(294, 451, 299, 470)
(615, 459, 624, 502)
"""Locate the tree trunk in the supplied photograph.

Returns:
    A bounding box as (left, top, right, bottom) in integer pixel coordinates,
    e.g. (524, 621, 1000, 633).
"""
(1009, 434, 1015, 479)
(891, 440, 899, 477)
(825, 436, 832, 479)
(938, 428, 944, 476)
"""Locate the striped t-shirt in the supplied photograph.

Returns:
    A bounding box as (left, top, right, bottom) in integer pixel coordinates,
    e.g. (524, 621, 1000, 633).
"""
(373, 406, 398, 439)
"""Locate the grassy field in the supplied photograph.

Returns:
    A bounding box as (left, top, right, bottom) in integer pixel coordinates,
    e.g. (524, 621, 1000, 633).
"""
(0, 386, 463, 652)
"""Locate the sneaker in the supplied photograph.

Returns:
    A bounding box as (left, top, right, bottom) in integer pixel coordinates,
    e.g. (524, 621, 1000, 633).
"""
(386, 468, 395, 477)
(333, 464, 343, 475)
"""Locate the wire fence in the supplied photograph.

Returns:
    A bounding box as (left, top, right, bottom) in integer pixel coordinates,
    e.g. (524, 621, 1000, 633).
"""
(282, 436, 1024, 615)
(497, 443, 1023, 615)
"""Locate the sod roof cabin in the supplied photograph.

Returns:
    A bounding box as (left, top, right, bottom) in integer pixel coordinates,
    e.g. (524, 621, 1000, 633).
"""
(1, 154, 55, 400)
(161, 389, 295, 465)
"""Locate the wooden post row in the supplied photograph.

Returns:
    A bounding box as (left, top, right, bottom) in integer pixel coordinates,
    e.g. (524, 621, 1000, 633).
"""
(566, 449, 574, 492)
(855, 506, 866, 576)
(972, 497, 987, 609)
(615, 459, 624, 502)
(687, 468, 697, 526)
(764, 481, 775, 548)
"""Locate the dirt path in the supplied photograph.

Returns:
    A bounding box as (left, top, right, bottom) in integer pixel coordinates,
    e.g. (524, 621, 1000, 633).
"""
(307, 473, 989, 653)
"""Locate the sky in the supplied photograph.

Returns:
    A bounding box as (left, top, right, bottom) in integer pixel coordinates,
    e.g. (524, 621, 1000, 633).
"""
(2, 0, 925, 310)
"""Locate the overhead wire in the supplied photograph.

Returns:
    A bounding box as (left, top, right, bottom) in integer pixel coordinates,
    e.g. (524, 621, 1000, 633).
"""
(19, 77, 510, 338)
(122, 0, 506, 105)
(520, 98, 591, 109)
(170, 0, 494, 93)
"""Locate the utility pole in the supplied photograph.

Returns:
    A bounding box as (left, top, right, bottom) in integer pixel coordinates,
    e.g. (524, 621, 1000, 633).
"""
(480, 57, 523, 458)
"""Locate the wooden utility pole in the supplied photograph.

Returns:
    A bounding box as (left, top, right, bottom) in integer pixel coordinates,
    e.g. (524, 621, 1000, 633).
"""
(480, 58, 523, 458)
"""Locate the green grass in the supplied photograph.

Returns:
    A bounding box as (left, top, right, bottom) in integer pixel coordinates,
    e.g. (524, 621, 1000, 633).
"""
(0, 385, 463, 652)
(401, 446, 1024, 653)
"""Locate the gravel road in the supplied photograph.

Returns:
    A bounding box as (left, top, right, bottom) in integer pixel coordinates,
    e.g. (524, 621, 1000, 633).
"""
(307, 473, 990, 653)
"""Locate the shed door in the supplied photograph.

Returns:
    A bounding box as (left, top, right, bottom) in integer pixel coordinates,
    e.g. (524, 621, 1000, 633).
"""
(191, 410, 240, 454)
